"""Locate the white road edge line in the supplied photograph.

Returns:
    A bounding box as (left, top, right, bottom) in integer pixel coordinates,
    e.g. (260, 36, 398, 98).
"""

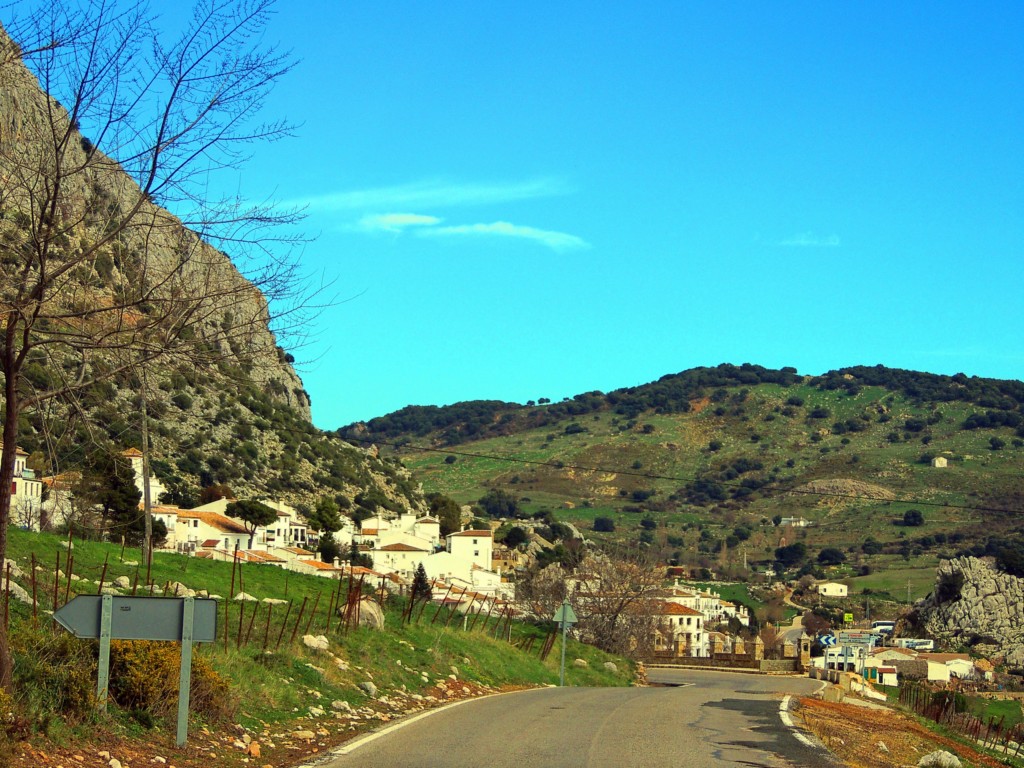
(779, 694, 815, 747)
(326, 687, 544, 759)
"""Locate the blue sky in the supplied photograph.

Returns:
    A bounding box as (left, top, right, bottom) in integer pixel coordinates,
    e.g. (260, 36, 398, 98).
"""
(196, 3, 1022, 428)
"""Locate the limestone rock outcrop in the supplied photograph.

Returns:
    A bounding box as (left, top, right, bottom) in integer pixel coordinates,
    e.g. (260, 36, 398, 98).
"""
(913, 556, 1024, 665)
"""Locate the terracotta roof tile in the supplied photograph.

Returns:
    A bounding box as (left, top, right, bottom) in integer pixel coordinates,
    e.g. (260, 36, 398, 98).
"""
(655, 601, 703, 616)
(176, 510, 249, 534)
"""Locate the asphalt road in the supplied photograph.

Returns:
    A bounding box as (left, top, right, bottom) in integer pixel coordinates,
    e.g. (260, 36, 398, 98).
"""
(317, 670, 841, 768)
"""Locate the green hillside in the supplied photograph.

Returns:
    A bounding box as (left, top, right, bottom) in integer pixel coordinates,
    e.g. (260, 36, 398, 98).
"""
(349, 365, 1024, 599)
(1, 528, 633, 764)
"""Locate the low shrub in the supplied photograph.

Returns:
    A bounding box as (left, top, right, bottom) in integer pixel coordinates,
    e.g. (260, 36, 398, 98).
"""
(109, 641, 235, 723)
(10, 624, 97, 729)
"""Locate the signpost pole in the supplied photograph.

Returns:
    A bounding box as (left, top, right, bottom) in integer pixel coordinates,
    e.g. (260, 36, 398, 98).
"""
(559, 606, 568, 687)
(97, 594, 113, 711)
(54, 594, 218, 746)
(177, 597, 195, 748)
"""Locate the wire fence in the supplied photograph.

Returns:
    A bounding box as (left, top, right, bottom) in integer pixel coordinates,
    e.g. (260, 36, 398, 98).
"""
(899, 683, 1024, 759)
(3, 543, 560, 663)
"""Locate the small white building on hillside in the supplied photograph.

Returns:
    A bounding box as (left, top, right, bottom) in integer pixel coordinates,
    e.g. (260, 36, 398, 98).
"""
(818, 582, 848, 598)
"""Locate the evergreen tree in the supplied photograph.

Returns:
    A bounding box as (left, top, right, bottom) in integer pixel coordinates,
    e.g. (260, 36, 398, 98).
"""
(226, 499, 278, 548)
(73, 449, 142, 542)
(412, 563, 432, 603)
(318, 531, 343, 564)
(427, 493, 463, 536)
(348, 540, 373, 568)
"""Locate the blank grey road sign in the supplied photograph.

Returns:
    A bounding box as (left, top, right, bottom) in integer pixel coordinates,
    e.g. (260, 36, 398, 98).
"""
(552, 602, 578, 627)
(53, 596, 218, 642)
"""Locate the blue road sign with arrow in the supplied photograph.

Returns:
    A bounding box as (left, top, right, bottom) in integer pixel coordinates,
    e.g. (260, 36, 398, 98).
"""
(820, 634, 837, 647)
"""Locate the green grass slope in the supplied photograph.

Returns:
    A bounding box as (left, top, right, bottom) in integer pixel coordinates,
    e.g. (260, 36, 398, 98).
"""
(2, 528, 633, 761)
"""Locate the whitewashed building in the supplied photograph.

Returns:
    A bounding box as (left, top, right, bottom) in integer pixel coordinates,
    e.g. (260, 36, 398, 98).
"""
(818, 582, 848, 598)
(4, 447, 44, 530)
(122, 448, 168, 505)
(653, 601, 708, 657)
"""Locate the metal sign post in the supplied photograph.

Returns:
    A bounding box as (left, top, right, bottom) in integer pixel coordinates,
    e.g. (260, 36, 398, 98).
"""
(176, 598, 195, 747)
(552, 599, 578, 687)
(54, 595, 217, 747)
(98, 595, 113, 709)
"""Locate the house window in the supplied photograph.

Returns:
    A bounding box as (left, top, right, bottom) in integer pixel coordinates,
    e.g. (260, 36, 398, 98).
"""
(474, 550, 479, 557)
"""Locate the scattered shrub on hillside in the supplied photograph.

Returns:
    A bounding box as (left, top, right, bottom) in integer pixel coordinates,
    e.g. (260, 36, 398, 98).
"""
(817, 548, 846, 566)
(478, 488, 521, 518)
(109, 641, 234, 723)
(775, 542, 807, 569)
(593, 517, 615, 533)
(902, 509, 924, 527)
(861, 537, 883, 555)
(170, 392, 193, 410)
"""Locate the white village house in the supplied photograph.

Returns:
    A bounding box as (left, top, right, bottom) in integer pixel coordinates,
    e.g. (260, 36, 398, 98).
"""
(121, 448, 167, 506)
(653, 601, 708, 657)
(3, 447, 44, 530)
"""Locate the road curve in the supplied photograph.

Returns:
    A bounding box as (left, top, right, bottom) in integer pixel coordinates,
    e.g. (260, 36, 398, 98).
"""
(316, 670, 839, 768)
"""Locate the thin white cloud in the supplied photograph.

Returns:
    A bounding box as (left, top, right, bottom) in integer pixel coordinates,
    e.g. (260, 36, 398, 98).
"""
(419, 221, 589, 252)
(779, 232, 841, 247)
(359, 213, 441, 233)
(292, 178, 572, 211)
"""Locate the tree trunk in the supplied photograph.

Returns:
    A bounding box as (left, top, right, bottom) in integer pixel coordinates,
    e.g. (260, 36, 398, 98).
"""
(0, 353, 21, 689)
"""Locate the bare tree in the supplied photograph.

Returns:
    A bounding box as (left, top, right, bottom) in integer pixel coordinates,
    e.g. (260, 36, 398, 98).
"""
(516, 551, 663, 659)
(572, 553, 663, 658)
(0, 0, 314, 687)
(514, 561, 569, 620)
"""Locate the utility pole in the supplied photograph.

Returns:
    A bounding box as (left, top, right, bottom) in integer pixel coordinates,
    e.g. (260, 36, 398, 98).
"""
(140, 368, 153, 568)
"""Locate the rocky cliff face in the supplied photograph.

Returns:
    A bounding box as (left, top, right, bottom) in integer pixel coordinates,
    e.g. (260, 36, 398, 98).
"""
(0, 21, 424, 516)
(912, 557, 1024, 666)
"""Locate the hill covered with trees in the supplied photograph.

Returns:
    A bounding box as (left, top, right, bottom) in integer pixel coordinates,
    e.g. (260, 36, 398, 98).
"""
(348, 364, 1024, 598)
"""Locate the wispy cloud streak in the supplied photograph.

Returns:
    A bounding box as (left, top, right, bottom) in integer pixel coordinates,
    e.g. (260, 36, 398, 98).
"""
(419, 221, 589, 252)
(359, 213, 441, 232)
(293, 178, 572, 211)
(779, 231, 841, 247)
